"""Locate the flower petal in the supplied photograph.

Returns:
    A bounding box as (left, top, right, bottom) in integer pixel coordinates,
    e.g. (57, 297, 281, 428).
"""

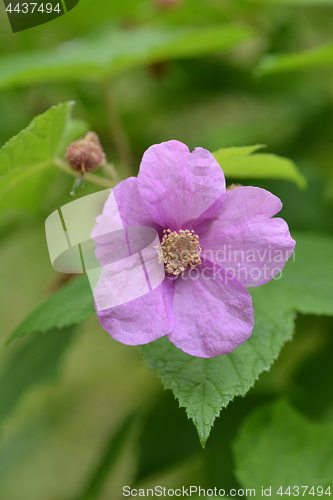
(91, 177, 161, 263)
(137, 140, 226, 231)
(96, 279, 175, 346)
(166, 263, 254, 358)
(196, 187, 295, 288)
(92, 177, 160, 235)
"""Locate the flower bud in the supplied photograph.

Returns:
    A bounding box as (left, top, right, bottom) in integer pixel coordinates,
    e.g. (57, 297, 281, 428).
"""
(65, 132, 105, 173)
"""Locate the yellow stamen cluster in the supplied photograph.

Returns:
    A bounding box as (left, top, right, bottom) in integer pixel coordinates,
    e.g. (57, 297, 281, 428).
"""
(156, 229, 202, 276)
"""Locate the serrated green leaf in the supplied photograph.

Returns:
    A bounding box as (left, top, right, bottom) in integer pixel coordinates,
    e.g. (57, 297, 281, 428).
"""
(213, 147, 307, 189)
(0, 102, 75, 213)
(139, 233, 333, 446)
(0, 326, 75, 426)
(256, 41, 333, 76)
(233, 400, 333, 495)
(138, 304, 294, 448)
(0, 24, 255, 89)
(7, 275, 94, 344)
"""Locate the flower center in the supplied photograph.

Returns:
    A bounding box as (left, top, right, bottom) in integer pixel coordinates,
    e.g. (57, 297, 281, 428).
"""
(156, 229, 202, 276)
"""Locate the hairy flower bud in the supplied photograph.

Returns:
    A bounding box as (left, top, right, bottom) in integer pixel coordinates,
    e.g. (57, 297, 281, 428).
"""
(66, 132, 105, 173)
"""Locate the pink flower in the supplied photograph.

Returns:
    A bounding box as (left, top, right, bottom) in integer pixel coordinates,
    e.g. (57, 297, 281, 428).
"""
(92, 141, 295, 358)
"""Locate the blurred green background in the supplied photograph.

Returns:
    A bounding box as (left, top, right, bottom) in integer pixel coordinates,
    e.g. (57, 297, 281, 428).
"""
(1, 0, 333, 498)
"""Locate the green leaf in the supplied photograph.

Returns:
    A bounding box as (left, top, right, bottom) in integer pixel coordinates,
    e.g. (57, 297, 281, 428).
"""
(256, 41, 333, 76)
(0, 326, 75, 426)
(213, 144, 265, 161)
(233, 400, 333, 495)
(212, 146, 307, 189)
(0, 24, 255, 89)
(271, 233, 333, 316)
(7, 275, 94, 344)
(0, 102, 75, 213)
(139, 232, 333, 446)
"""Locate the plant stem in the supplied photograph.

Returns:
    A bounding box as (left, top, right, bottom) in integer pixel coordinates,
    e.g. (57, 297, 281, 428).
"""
(101, 81, 134, 177)
(53, 158, 116, 189)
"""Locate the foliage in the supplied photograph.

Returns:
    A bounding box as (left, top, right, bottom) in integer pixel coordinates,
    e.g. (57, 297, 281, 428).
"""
(213, 145, 307, 189)
(0, 24, 254, 88)
(234, 400, 333, 496)
(257, 42, 333, 76)
(0, 327, 76, 427)
(1, 0, 333, 498)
